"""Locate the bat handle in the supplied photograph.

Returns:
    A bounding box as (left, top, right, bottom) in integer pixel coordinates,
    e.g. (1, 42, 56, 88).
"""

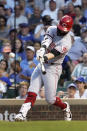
(41, 63, 46, 74)
(40, 58, 46, 75)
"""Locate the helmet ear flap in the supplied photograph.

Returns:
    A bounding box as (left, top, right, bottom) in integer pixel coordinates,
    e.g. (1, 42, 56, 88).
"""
(57, 15, 73, 32)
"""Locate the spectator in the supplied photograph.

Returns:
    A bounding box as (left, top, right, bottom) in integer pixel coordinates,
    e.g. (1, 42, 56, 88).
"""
(0, 42, 15, 69)
(0, 15, 9, 40)
(72, 24, 81, 37)
(0, 4, 5, 16)
(16, 81, 29, 99)
(12, 38, 26, 61)
(0, 45, 16, 73)
(4, 4, 13, 19)
(71, 53, 87, 80)
(67, 2, 76, 19)
(0, 46, 11, 61)
(52, 9, 64, 26)
(45, 0, 65, 10)
(20, 46, 39, 76)
(67, 26, 87, 68)
(57, 83, 77, 98)
(29, 7, 41, 33)
(83, 9, 87, 24)
(0, 59, 8, 77)
(74, 6, 86, 27)
(34, 15, 53, 41)
(19, 0, 33, 19)
(8, 60, 30, 99)
(0, 76, 12, 98)
(65, 0, 82, 6)
(37, 86, 45, 100)
(2, 40, 12, 49)
(0, 0, 6, 6)
(74, 76, 87, 99)
(8, 29, 18, 45)
(33, 41, 41, 58)
(0, 40, 12, 54)
(34, 0, 44, 11)
(62, 55, 73, 81)
(80, 26, 87, 49)
(7, 4, 28, 29)
(66, 83, 77, 98)
(82, 2, 87, 26)
(85, 77, 87, 88)
(42, 0, 58, 21)
(24, 40, 34, 50)
(18, 23, 35, 46)
(9, 60, 31, 86)
(6, 0, 15, 10)
(82, 0, 87, 12)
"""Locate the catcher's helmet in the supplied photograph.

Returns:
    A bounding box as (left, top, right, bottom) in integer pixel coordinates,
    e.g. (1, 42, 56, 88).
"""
(57, 15, 73, 32)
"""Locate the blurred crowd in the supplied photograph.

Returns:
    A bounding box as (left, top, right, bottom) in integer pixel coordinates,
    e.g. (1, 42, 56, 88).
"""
(0, 0, 87, 99)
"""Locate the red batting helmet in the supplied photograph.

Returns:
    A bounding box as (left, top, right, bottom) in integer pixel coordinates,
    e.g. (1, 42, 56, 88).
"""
(57, 15, 73, 32)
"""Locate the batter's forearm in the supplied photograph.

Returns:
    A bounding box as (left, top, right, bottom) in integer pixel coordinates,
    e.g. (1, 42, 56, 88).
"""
(44, 49, 61, 61)
(44, 53, 55, 60)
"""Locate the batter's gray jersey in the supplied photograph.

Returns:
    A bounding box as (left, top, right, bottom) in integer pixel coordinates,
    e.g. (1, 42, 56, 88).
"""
(28, 26, 73, 104)
(42, 26, 72, 64)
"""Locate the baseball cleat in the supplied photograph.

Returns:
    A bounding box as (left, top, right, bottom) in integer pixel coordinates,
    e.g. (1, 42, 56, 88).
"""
(63, 102, 72, 121)
(15, 113, 26, 121)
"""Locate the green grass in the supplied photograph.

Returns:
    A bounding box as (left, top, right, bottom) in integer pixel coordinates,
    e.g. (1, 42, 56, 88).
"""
(0, 121, 87, 131)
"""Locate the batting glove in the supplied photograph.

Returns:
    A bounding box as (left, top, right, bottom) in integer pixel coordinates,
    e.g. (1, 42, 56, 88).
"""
(36, 47, 45, 61)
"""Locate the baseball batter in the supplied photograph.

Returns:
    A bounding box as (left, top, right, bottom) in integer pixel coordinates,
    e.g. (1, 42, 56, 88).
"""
(15, 15, 73, 121)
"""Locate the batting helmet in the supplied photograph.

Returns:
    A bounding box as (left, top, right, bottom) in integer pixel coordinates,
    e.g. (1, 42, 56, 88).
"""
(57, 15, 73, 32)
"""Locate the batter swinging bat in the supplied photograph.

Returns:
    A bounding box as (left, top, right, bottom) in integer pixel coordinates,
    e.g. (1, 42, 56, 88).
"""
(40, 58, 46, 75)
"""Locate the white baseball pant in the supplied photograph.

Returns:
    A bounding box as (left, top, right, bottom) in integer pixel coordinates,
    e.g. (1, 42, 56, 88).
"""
(28, 63, 62, 104)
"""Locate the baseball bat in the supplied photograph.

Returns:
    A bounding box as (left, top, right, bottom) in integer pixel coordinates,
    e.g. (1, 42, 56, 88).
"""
(40, 58, 46, 75)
